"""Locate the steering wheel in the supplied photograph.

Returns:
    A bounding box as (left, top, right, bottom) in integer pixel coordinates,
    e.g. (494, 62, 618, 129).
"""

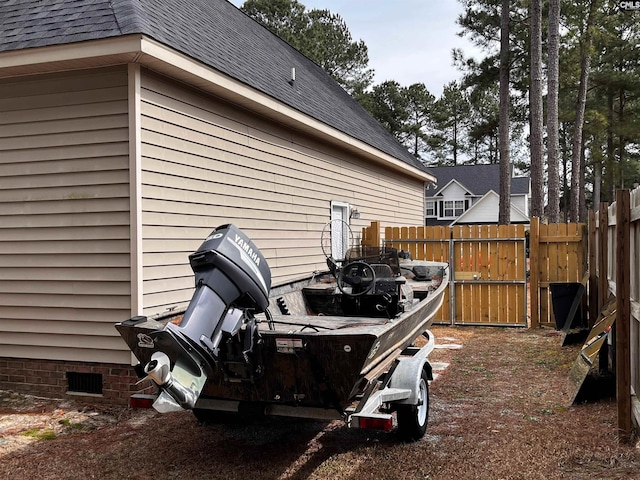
(337, 261, 376, 297)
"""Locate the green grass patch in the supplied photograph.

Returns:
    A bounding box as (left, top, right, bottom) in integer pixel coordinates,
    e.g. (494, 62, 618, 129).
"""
(59, 418, 84, 430)
(22, 428, 57, 440)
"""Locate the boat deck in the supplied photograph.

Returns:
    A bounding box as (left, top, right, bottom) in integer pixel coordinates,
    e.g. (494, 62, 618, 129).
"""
(124, 273, 443, 337)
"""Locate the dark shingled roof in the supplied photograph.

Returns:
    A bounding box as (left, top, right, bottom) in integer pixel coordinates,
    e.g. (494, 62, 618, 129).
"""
(426, 164, 530, 197)
(0, 0, 430, 174)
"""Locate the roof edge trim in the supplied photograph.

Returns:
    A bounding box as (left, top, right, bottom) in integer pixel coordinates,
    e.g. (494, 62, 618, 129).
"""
(137, 37, 436, 183)
(0, 35, 144, 69)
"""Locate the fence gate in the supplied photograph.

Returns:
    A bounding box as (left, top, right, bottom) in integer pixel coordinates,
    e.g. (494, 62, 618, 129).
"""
(368, 223, 528, 326)
(529, 219, 586, 328)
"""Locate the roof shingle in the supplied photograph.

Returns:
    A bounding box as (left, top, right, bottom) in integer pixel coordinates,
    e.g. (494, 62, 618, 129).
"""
(426, 164, 530, 196)
(0, 0, 429, 174)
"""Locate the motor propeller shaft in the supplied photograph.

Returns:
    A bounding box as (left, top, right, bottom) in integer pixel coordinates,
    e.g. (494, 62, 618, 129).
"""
(141, 351, 199, 410)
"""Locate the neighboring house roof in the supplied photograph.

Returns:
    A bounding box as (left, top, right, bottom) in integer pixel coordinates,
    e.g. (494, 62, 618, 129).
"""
(426, 164, 530, 197)
(0, 0, 431, 178)
(451, 190, 529, 225)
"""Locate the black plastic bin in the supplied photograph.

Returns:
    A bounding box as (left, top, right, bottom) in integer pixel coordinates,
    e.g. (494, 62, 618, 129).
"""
(549, 282, 585, 330)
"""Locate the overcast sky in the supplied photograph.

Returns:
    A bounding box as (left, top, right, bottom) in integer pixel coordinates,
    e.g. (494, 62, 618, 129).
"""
(228, 0, 479, 97)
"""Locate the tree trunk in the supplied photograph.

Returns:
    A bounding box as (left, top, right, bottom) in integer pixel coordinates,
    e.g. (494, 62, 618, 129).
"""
(570, 0, 598, 223)
(592, 139, 602, 210)
(498, 0, 511, 225)
(618, 86, 626, 189)
(594, 162, 601, 209)
(562, 147, 568, 221)
(561, 123, 569, 221)
(530, 0, 544, 219)
(453, 112, 458, 165)
(546, 0, 561, 222)
(579, 136, 587, 221)
(606, 90, 615, 203)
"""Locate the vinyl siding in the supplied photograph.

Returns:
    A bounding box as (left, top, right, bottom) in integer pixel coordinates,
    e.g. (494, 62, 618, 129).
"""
(139, 71, 425, 314)
(438, 182, 468, 200)
(456, 195, 498, 224)
(512, 194, 528, 215)
(0, 67, 132, 364)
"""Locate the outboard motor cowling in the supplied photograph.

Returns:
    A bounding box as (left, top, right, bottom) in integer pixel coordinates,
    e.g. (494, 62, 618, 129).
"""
(142, 224, 271, 412)
(189, 223, 271, 312)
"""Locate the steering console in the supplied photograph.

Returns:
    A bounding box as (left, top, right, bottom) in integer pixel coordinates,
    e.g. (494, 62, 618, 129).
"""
(337, 261, 376, 297)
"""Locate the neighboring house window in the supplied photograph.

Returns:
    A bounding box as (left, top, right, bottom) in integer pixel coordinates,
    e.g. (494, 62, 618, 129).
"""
(442, 200, 466, 218)
(425, 200, 436, 217)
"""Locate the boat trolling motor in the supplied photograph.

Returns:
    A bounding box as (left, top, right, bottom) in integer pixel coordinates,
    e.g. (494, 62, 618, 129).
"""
(139, 224, 271, 412)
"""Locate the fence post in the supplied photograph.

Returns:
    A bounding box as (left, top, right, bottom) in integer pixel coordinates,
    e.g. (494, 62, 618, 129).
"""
(362, 221, 381, 247)
(615, 190, 632, 443)
(529, 217, 540, 328)
(448, 228, 455, 325)
(588, 210, 598, 328)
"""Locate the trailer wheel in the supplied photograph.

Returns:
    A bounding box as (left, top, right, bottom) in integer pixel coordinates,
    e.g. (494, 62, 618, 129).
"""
(396, 368, 429, 441)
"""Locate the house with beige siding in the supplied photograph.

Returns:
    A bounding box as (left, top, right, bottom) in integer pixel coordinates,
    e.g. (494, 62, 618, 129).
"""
(0, 0, 436, 402)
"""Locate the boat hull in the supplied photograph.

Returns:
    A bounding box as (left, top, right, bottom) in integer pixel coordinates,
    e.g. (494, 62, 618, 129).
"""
(116, 264, 448, 413)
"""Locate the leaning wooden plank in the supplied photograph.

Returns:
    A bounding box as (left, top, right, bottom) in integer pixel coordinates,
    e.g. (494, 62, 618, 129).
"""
(568, 296, 617, 405)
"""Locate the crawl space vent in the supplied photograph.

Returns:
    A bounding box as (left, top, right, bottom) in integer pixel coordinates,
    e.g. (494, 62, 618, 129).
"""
(66, 372, 103, 395)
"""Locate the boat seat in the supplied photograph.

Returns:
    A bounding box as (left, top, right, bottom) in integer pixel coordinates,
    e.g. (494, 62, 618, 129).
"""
(370, 263, 400, 296)
(371, 263, 394, 278)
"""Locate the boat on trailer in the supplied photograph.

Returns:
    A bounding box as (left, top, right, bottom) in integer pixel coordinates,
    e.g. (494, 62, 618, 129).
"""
(116, 223, 449, 440)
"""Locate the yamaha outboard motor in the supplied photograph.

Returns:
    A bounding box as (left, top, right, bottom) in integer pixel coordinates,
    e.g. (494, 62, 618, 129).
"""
(141, 224, 271, 412)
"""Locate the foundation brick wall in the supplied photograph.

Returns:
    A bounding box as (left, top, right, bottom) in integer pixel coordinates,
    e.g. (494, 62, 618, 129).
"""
(0, 358, 155, 405)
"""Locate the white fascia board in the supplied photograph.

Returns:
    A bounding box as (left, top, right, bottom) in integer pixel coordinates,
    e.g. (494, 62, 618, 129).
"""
(0, 35, 144, 69)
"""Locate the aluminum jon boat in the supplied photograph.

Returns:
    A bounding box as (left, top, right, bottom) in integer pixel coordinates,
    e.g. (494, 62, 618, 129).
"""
(116, 223, 449, 440)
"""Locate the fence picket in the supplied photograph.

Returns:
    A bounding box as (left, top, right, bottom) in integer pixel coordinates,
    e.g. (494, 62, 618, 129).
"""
(480, 226, 491, 323)
(539, 223, 552, 325)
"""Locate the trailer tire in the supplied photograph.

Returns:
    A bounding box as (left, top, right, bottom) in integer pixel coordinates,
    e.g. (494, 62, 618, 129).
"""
(396, 367, 429, 441)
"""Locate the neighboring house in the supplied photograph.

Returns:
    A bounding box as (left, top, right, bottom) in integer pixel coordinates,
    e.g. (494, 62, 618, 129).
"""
(424, 164, 530, 226)
(0, 0, 436, 402)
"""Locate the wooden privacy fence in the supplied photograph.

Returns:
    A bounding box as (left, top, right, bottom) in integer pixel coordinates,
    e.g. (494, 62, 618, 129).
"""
(362, 222, 528, 326)
(592, 189, 640, 441)
(361, 206, 638, 442)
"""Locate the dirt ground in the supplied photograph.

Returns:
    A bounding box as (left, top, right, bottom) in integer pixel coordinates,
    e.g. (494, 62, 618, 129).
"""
(2, 325, 640, 480)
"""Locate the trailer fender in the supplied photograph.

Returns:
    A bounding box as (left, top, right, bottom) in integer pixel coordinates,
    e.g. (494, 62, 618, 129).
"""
(388, 330, 435, 406)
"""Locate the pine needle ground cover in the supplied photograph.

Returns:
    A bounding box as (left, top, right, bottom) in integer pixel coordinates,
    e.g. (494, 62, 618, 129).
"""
(1, 326, 639, 480)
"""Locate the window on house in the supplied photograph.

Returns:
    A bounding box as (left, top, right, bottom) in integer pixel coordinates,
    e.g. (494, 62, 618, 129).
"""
(442, 200, 466, 218)
(443, 200, 454, 217)
(425, 200, 435, 217)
